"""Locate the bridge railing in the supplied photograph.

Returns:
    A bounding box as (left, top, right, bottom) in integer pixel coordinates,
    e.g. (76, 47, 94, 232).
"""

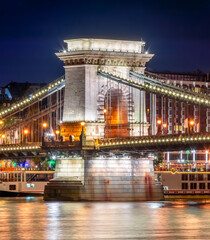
(98, 133, 210, 149)
(0, 142, 42, 152)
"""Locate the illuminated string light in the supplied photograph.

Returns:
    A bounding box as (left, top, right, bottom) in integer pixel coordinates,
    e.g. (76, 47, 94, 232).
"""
(97, 70, 210, 108)
(0, 77, 65, 118)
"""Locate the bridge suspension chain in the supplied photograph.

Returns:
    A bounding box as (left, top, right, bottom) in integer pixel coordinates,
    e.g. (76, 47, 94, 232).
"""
(130, 70, 209, 99)
(97, 69, 210, 107)
(0, 76, 65, 120)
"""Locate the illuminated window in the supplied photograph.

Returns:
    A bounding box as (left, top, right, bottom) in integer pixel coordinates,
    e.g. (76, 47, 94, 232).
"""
(27, 184, 30, 188)
(31, 184, 35, 188)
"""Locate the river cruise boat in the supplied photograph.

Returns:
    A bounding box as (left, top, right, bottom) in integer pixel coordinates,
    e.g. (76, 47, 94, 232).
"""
(155, 170, 210, 195)
(0, 169, 54, 196)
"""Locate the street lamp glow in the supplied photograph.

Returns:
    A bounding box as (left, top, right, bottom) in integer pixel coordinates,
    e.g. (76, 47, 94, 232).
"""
(163, 123, 167, 128)
(42, 122, 47, 128)
(23, 129, 29, 135)
(81, 121, 85, 126)
(103, 109, 107, 113)
(55, 130, 60, 135)
(189, 120, 195, 126)
(157, 119, 162, 125)
(1, 134, 6, 139)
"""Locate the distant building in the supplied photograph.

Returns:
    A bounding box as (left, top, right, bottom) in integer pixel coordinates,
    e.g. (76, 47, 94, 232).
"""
(146, 70, 210, 164)
(145, 70, 210, 135)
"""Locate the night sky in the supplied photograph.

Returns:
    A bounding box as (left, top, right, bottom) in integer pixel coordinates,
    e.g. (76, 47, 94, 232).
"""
(0, 0, 210, 86)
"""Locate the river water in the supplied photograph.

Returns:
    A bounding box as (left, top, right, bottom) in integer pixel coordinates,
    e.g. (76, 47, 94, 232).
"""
(0, 197, 210, 239)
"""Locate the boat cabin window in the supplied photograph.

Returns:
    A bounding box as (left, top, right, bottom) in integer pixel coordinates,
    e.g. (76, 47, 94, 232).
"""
(198, 174, 204, 181)
(26, 173, 53, 182)
(9, 185, 16, 190)
(182, 183, 188, 189)
(199, 183, 205, 189)
(208, 183, 210, 189)
(189, 174, 196, 181)
(0, 173, 22, 182)
(182, 174, 188, 181)
(190, 183, 197, 189)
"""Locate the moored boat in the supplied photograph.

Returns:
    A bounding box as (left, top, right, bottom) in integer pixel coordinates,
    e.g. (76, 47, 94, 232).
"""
(155, 170, 210, 198)
(0, 169, 54, 196)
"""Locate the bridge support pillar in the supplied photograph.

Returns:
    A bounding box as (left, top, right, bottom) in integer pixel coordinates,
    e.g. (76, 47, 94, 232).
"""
(44, 153, 163, 201)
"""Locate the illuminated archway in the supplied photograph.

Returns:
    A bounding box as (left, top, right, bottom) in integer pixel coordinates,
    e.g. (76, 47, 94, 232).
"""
(104, 88, 129, 138)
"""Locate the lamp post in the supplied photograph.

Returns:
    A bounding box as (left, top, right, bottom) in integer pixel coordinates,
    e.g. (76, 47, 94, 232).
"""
(157, 119, 162, 135)
(55, 129, 60, 141)
(1, 134, 6, 144)
(103, 109, 107, 137)
(163, 123, 167, 135)
(23, 129, 29, 143)
(80, 121, 86, 147)
(42, 122, 48, 145)
(189, 119, 195, 134)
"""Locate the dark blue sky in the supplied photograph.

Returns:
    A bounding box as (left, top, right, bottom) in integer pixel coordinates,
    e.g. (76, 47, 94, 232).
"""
(0, 0, 210, 86)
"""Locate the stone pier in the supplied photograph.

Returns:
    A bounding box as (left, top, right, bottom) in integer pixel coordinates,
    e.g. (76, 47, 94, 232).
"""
(44, 153, 163, 201)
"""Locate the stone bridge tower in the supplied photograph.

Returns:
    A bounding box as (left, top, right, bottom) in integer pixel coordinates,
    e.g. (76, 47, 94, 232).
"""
(56, 38, 153, 140)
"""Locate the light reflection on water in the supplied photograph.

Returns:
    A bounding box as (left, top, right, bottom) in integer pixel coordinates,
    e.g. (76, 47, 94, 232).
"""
(0, 197, 210, 239)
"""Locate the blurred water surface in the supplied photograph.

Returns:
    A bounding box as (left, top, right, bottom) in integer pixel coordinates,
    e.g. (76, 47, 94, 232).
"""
(0, 197, 210, 239)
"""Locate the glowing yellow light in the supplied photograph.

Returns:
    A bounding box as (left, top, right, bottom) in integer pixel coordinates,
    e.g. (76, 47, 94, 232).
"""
(1, 134, 6, 139)
(55, 130, 60, 135)
(81, 122, 85, 126)
(163, 123, 167, 128)
(157, 119, 162, 125)
(23, 129, 29, 135)
(103, 109, 107, 113)
(42, 122, 47, 128)
(189, 120, 195, 126)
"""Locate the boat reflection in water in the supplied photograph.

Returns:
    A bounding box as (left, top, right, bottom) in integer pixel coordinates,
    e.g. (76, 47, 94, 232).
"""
(1, 197, 210, 239)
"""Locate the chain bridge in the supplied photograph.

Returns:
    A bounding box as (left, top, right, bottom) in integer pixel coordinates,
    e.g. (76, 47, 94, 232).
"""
(0, 38, 209, 201)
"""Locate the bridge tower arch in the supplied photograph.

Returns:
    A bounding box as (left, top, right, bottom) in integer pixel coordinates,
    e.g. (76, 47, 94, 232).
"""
(56, 39, 153, 140)
(97, 81, 131, 138)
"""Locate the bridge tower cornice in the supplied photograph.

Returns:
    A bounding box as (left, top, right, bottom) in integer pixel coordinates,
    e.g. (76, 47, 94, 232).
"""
(56, 51, 153, 68)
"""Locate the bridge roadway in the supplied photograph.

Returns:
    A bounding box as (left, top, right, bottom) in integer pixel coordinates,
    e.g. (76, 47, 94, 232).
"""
(0, 133, 210, 159)
(97, 69, 210, 107)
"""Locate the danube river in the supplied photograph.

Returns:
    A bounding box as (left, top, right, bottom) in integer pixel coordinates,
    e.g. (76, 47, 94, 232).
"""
(0, 197, 210, 239)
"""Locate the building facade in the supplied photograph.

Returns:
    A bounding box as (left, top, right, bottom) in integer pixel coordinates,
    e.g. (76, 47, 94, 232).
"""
(149, 70, 210, 165)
